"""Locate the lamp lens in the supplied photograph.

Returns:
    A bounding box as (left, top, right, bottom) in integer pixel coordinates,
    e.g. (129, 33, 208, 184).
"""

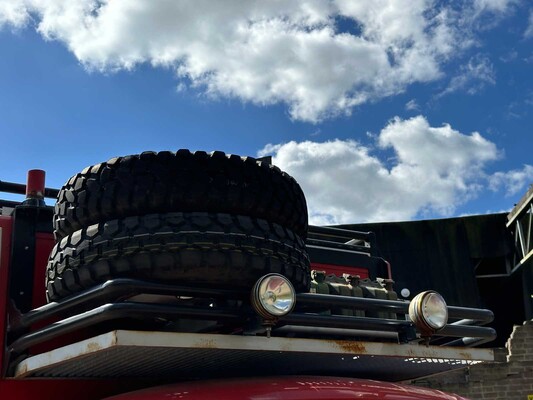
(421, 292, 448, 330)
(257, 274, 295, 317)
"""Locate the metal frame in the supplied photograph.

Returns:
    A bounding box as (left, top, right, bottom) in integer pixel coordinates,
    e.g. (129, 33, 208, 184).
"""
(1, 177, 56, 313)
(306, 225, 390, 279)
(507, 184, 533, 274)
(307, 225, 375, 256)
(0, 176, 499, 384)
(13, 330, 499, 382)
(8, 205, 54, 314)
(5, 278, 497, 377)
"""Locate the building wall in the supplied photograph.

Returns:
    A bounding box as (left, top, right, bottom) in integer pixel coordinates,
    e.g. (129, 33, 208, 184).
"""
(412, 320, 533, 400)
(340, 213, 523, 347)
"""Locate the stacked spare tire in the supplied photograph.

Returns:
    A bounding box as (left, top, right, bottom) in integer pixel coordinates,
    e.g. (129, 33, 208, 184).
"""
(46, 150, 310, 301)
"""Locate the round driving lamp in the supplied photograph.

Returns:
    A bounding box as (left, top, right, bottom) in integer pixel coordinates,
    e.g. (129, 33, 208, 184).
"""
(408, 291, 448, 336)
(251, 274, 296, 320)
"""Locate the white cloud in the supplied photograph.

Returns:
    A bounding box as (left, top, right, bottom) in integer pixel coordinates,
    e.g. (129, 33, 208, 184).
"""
(405, 99, 420, 111)
(438, 55, 496, 98)
(466, 0, 520, 32)
(259, 116, 501, 225)
(525, 10, 533, 38)
(0, 0, 515, 122)
(0, 1, 28, 28)
(474, 0, 519, 13)
(499, 50, 518, 63)
(489, 165, 533, 196)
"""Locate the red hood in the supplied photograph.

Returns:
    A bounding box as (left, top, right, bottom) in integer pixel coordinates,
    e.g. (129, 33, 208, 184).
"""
(105, 376, 467, 400)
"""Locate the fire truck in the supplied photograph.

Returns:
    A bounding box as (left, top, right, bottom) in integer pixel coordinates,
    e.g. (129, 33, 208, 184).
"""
(0, 151, 500, 399)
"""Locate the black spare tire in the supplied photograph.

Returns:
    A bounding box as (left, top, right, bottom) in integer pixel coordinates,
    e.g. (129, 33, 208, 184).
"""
(46, 212, 311, 301)
(53, 150, 308, 240)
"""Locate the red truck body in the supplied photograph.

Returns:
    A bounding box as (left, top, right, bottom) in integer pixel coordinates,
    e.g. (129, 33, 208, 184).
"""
(0, 172, 498, 400)
(108, 376, 468, 400)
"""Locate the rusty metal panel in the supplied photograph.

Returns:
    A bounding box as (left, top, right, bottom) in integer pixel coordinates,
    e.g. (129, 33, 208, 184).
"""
(14, 330, 495, 382)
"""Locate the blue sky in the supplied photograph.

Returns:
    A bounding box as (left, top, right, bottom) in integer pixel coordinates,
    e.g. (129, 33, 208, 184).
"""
(0, 1, 532, 225)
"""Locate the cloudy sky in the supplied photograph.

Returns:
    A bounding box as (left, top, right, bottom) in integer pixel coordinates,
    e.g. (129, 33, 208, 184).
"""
(0, 0, 531, 225)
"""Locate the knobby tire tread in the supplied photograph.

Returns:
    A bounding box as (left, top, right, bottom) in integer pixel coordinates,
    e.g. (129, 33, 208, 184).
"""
(46, 212, 310, 301)
(53, 150, 308, 240)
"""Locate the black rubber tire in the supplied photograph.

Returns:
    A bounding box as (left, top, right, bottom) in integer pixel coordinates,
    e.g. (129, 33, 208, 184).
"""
(46, 212, 311, 301)
(53, 150, 308, 240)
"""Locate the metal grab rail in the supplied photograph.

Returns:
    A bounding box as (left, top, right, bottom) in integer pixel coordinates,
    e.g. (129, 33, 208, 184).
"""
(307, 225, 377, 256)
(8, 279, 497, 359)
(297, 292, 409, 313)
(12, 278, 248, 332)
(9, 301, 247, 356)
(296, 292, 494, 324)
(15, 279, 494, 334)
(0, 180, 59, 199)
(305, 238, 371, 254)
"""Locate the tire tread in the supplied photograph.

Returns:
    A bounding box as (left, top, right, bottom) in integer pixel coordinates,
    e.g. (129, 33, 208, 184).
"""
(53, 150, 308, 240)
(46, 212, 310, 301)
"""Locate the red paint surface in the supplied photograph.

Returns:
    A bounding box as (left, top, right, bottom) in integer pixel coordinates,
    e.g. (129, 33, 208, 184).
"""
(0, 220, 151, 398)
(105, 376, 468, 400)
(0, 378, 150, 400)
(26, 169, 46, 197)
(311, 262, 369, 279)
(0, 215, 13, 373)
